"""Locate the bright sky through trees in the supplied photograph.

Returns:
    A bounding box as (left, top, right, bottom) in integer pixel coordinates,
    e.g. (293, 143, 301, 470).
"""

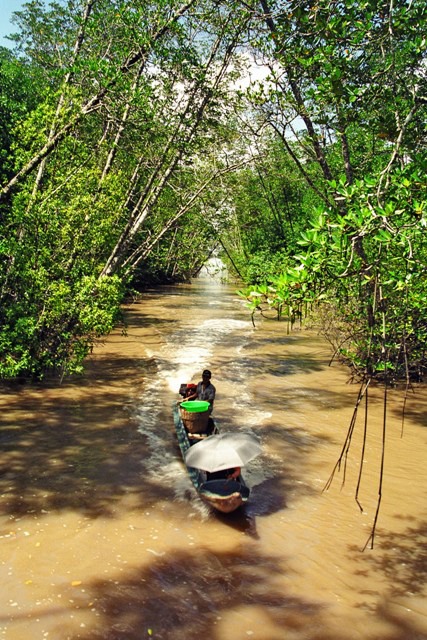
(0, 0, 24, 47)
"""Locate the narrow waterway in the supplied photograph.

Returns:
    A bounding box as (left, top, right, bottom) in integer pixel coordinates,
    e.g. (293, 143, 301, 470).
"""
(0, 280, 426, 640)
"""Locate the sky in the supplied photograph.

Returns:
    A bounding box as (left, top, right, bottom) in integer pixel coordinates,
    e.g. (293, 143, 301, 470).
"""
(0, 0, 24, 48)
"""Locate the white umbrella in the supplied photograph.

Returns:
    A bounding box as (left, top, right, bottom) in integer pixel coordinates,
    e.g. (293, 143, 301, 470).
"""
(184, 432, 261, 472)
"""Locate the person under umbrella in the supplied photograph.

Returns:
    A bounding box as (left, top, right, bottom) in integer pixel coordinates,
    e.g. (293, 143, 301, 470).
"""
(207, 466, 241, 481)
(184, 431, 261, 473)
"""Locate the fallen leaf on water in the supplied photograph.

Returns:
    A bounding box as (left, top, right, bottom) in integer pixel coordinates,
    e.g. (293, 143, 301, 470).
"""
(71, 581, 82, 586)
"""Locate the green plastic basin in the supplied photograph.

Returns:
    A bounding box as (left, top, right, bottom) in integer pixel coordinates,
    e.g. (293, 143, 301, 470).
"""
(180, 400, 210, 413)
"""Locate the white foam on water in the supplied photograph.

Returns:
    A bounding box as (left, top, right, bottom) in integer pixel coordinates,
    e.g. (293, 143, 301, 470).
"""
(199, 318, 250, 333)
(133, 296, 269, 507)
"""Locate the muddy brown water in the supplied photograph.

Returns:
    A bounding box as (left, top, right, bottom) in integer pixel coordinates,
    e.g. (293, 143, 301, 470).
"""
(0, 280, 426, 640)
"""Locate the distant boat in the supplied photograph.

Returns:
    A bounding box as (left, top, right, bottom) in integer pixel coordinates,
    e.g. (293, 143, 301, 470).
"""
(173, 404, 250, 513)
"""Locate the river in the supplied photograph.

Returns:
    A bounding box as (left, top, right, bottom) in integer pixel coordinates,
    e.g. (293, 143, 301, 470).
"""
(0, 280, 426, 640)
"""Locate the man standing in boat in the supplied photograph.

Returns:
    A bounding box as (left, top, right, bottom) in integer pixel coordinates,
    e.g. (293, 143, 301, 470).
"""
(196, 369, 216, 413)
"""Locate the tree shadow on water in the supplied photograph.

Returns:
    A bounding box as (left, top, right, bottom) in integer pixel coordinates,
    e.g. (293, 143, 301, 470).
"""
(0, 357, 172, 519)
(221, 350, 325, 379)
(64, 547, 324, 640)
(350, 519, 427, 599)
(0, 353, 325, 526)
(47, 542, 427, 640)
(348, 520, 427, 640)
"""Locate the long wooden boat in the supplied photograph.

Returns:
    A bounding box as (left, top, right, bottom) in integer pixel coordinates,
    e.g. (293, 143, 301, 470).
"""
(173, 404, 250, 514)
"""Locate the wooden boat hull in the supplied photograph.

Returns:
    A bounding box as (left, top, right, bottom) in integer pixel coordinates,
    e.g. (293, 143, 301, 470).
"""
(173, 404, 250, 513)
(199, 479, 250, 513)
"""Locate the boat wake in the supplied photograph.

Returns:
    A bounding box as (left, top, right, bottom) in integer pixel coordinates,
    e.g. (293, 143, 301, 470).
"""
(133, 306, 270, 512)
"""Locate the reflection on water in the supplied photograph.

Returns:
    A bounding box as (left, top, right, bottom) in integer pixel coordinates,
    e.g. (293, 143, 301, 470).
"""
(0, 281, 426, 639)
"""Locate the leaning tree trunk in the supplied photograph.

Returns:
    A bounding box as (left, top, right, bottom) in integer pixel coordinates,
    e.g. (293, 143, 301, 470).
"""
(0, 0, 198, 202)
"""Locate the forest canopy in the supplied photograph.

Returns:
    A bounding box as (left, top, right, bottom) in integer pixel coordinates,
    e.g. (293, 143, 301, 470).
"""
(0, 0, 426, 381)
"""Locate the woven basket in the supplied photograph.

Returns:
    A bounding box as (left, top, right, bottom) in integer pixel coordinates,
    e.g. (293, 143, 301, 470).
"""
(180, 408, 209, 433)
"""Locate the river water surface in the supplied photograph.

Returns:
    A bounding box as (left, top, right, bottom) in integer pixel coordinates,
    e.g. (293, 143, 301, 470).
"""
(0, 280, 426, 640)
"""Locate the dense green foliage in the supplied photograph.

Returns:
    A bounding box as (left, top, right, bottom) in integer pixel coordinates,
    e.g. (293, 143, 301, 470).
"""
(0, 46, 45, 183)
(231, 0, 427, 383)
(0, 0, 249, 378)
(0, 0, 426, 382)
